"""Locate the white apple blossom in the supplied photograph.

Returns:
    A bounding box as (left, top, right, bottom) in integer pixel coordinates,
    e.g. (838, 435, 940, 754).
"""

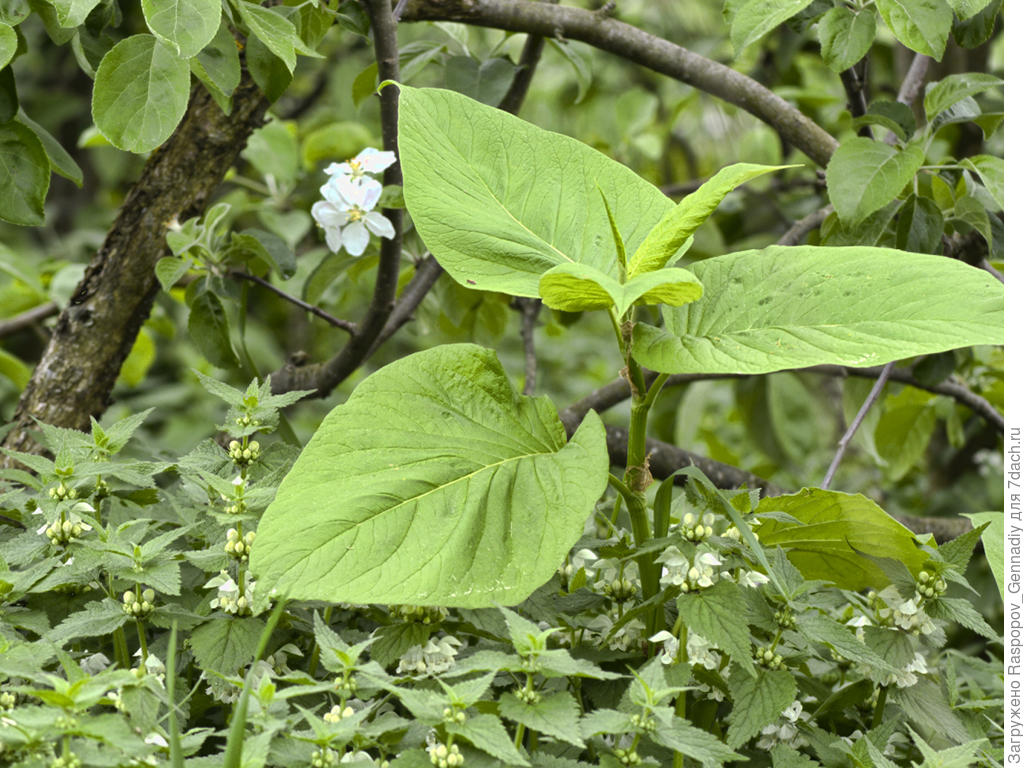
(312, 176, 396, 257)
(325, 147, 396, 185)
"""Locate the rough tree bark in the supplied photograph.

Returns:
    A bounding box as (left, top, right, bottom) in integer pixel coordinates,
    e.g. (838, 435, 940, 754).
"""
(1, 75, 269, 463)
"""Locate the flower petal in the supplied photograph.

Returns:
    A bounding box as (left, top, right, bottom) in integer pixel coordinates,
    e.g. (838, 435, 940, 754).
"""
(363, 211, 395, 239)
(312, 201, 349, 228)
(341, 222, 370, 256)
(357, 147, 396, 173)
(325, 226, 345, 253)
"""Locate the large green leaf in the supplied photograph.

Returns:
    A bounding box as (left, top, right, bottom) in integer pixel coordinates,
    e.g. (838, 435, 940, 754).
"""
(754, 489, 928, 590)
(92, 34, 191, 153)
(729, 0, 816, 53)
(923, 73, 1002, 123)
(817, 6, 876, 73)
(875, 0, 952, 60)
(142, 0, 221, 58)
(632, 246, 1002, 375)
(0, 120, 49, 226)
(251, 344, 609, 608)
(826, 138, 923, 225)
(397, 85, 673, 298)
(628, 163, 791, 278)
(726, 668, 796, 748)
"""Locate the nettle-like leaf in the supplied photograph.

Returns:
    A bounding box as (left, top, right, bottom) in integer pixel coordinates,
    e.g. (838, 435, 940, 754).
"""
(251, 344, 609, 608)
(92, 34, 191, 153)
(632, 246, 1003, 375)
(754, 489, 928, 590)
(397, 84, 674, 298)
(726, 667, 796, 748)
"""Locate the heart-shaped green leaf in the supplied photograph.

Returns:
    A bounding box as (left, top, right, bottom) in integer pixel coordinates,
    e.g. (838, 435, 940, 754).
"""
(398, 85, 673, 297)
(251, 344, 609, 608)
(628, 162, 793, 278)
(633, 245, 1003, 375)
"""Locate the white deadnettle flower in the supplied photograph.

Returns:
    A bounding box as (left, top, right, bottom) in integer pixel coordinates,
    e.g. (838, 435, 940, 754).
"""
(325, 148, 396, 185)
(687, 632, 721, 670)
(738, 569, 769, 588)
(80, 652, 111, 675)
(397, 635, 461, 675)
(144, 732, 169, 747)
(586, 615, 645, 651)
(657, 545, 689, 587)
(892, 597, 936, 635)
(887, 652, 929, 688)
(756, 699, 810, 750)
(691, 551, 721, 588)
(312, 176, 396, 256)
(649, 630, 679, 665)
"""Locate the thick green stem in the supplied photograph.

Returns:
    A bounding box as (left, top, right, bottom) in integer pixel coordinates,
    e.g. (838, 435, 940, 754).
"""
(871, 685, 889, 729)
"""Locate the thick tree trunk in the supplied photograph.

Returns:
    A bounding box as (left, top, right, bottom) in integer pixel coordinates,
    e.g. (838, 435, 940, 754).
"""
(2, 75, 269, 463)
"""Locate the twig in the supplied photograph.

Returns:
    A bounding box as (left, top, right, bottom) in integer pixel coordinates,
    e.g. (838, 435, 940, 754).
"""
(512, 298, 542, 394)
(0, 302, 59, 339)
(367, 255, 445, 355)
(778, 205, 832, 246)
(229, 270, 357, 334)
(980, 259, 1004, 283)
(839, 63, 870, 133)
(821, 361, 894, 489)
(897, 52, 931, 106)
(497, 0, 557, 114)
(398, 0, 839, 167)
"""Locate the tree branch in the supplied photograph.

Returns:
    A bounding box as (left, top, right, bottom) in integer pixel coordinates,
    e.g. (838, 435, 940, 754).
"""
(512, 298, 542, 395)
(230, 270, 357, 334)
(897, 52, 931, 106)
(0, 302, 59, 339)
(2, 76, 270, 462)
(777, 205, 832, 246)
(822, 361, 893, 489)
(399, 0, 838, 167)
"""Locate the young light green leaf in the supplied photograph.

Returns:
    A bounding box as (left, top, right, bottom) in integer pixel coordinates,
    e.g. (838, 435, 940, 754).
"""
(0, 22, 15, 69)
(16, 112, 84, 187)
(628, 163, 792, 278)
(142, 0, 220, 58)
(498, 690, 584, 747)
(650, 718, 742, 766)
(634, 246, 1002, 375)
(754, 489, 929, 590)
(817, 6, 876, 73)
(0, 120, 49, 226)
(729, 0, 817, 53)
(962, 511, 1002, 598)
(397, 85, 672, 298)
(155, 257, 189, 292)
(875, 0, 952, 60)
(826, 138, 923, 225)
(538, 263, 702, 319)
(726, 668, 796, 748)
(48, 0, 102, 27)
(92, 35, 191, 153)
(923, 72, 1002, 122)
(598, 187, 627, 280)
(251, 344, 609, 608)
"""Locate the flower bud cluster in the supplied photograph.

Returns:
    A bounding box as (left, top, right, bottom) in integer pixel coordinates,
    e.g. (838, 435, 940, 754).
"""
(48, 482, 78, 501)
(333, 675, 357, 696)
(310, 747, 339, 768)
(49, 755, 83, 768)
(629, 712, 656, 733)
(44, 518, 87, 545)
(225, 528, 255, 561)
(773, 608, 795, 629)
(206, 570, 256, 615)
(755, 645, 785, 670)
(428, 744, 463, 768)
(611, 747, 642, 766)
(235, 414, 261, 428)
(513, 687, 541, 705)
(442, 706, 466, 724)
(679, 512, 716, 541)
(389, 604, 448, 624)
(228, 440, 261, 467)
(0, 691, 15, 710)
(915, 570, 947, 599)
(602, 577, 638, 602)
(324, 703, 354, 722)
(122, 588, 156, 618)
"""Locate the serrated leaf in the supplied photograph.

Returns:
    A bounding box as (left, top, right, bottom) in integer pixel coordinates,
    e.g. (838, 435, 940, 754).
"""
(447, 713, 529, 766)
(726, 667, 796, 748)
(676, 581, 754, 675)
(188, 291, 237, 369)
(397, 85, 673, 298)
(797, 612, 896, 672)
(92, 34, 191, 153)
(0, 120, 49, 226)
(498, 690, 584, 747)
(826, 138, 923, 224)
(188, 617, 263, 676)
(632, 246, 1002, 375)
(48, 600, 128, 645)
(875, 0, 952, 60)
(155, 257, 189, 292)
(730, 0, 817, 52)
(890, 679, 970, 744)
(754, 489, 928, 590)
(862, 626, 915, 670)
(924, 73, 1002, 122)
(192, 369, 245, 406)
(142, 0, 220, 58)
(929, 597, 998, 640)
(818, 6, 875, 72)
(580, 709, 634, 738)
(251, 344, 609, 608)
(651, 718, 741, 766)
(628, 163, 791, 277)
(369, 623, 431, 669)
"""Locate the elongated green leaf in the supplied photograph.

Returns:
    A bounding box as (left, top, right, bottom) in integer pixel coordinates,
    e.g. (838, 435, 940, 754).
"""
(233, 0, 318, 73)
(628, 163, 791, 278)
(92, 35, 191, 153)
(754, 489, 928, 590)
(818, 6, 876, 73)
(0, 22, 15, 68)
(826, 138, 923, 225)
(397, 85, 673, 297)
(875, 0, 952, 60)
(923, 73, 1002, 122)
(251, 344, 609, 608)
(962, 511, 1001, 598)
(17, 112, 83, 187)
(192, 18, 241, 112)
(188, 291, 237, 369)
(730, 0, 816, 53)
(48, 0, 101, 27)
(875, 388, 937, 480)
(0, 120, 49, 225)
(142, 0, 220, 58)
(633, 246, 1002, 375)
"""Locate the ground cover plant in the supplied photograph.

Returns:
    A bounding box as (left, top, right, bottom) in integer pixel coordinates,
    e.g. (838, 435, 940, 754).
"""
(0, 0, 1006, 766)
